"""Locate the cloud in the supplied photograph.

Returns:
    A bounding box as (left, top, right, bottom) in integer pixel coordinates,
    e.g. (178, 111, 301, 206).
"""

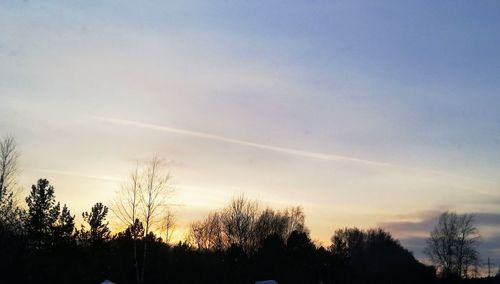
(94, 116, 393, 167)
(382, 210, 500, 269)
(380, 213, 441, 237)
(399, 236, 428, 258)
(474, 213, 500, 226)
(381, 210, 500, 237)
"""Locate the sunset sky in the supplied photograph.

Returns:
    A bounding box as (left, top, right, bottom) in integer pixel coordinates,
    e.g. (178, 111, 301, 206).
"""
(1, 1, 500, 266)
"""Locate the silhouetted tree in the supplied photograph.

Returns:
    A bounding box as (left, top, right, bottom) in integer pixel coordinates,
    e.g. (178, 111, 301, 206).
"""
(161, 207, 176, 244)
(329, 227, 436, 284)
(112, 157, 173, 284)
(425, 211, 480, 279)
(0, 135, 22, 235)
(139, 156, 172, 284)
(0, 190, 24, 235)
(0, 135, 25, 283)
(25, 179, 61, 249)
(189, 219, 209, 250)
(0, 135, 18, 201)
(113, 163, 141, 284)
(188, 196, 309, 257)
(80, 202, 111, 247)
(330, 228, 366, 265)
(284, 206, 307, 237)
(189, 211, 224, 250)
(54, 204, 75, 243)
(286, 230, 318, 283)
(253, 208, 289, 246)
(221, 195, 259, 252)
(2, 183, 448, 284)
(254, 233, 287, 281)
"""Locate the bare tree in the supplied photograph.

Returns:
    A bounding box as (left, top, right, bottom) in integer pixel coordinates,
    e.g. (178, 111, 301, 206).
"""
(253, 209, 282, 243)
(456, 214, 480, 277)
(112, 157, 173, 284)
(188, 211, 225, 251)
(161, 208, 176, 244)
(425, 211, 480, 279)
(112, 163, 141, 284)
(140, 156, 172, 284)
(0, 135, 19, 201)
(189, 219, 209, 250)
(221, 195, 258, 252)
(284, 206, 307, 237)
(253, 208, 289, 246)
(187, 196, 307, 253)
(0, 135, 22, 235)
(206, 212, 224, 250)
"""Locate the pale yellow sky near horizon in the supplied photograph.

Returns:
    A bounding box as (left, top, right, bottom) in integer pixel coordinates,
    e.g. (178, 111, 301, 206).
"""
(11, 114, 500, 246)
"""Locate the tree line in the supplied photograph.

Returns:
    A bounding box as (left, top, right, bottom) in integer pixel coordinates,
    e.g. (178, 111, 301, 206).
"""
(0, 135, 496, 284)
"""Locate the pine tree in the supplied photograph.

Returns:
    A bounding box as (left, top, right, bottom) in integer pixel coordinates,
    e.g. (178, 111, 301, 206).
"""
(25, 179, 61, 249)
(80, 202, 110, 247)
(54, 204, 75, 244)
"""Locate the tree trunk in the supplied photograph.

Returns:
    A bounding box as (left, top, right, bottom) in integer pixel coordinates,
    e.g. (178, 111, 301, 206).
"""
(134, 237, 140, 284)
(141, 237, 148, 284)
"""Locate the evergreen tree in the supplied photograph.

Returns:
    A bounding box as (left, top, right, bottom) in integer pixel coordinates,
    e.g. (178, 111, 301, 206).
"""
(54, 204, 75, 243)
(80, 202, 111, 246)
(25, 178, 60, 249)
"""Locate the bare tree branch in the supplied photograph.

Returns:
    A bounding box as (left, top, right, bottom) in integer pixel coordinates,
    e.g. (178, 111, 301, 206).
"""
(0, 135, 19, 201)
(111, 156, 174, 284)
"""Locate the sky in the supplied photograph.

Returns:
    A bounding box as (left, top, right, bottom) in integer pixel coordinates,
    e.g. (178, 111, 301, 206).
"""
(1, 0, 500, 269)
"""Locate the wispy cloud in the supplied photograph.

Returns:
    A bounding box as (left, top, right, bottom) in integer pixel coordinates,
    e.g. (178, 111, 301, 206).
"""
(94, 117, 392, 167)
(93, 117, 500, 199)
(26, 167, 121, 182)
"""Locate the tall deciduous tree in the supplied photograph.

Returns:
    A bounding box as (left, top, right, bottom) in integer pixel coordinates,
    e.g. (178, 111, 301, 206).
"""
(425, 211, 480, 279)
(0, 135, 23, 235)
(140, 156, 172, 284)
(112, 156, 173, 284)
(161, 208, 176, 244)
(188, 197, 307, 252)
(221, 195, 258, 252)
(0, 135, 18, 201)
(188, 211, 224, 251)
(113, 163, 141, 284)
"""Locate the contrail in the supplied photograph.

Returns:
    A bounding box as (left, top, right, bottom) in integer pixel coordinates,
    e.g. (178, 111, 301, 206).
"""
(94, 116, 391, 168)
(26, 167, 121, 182)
